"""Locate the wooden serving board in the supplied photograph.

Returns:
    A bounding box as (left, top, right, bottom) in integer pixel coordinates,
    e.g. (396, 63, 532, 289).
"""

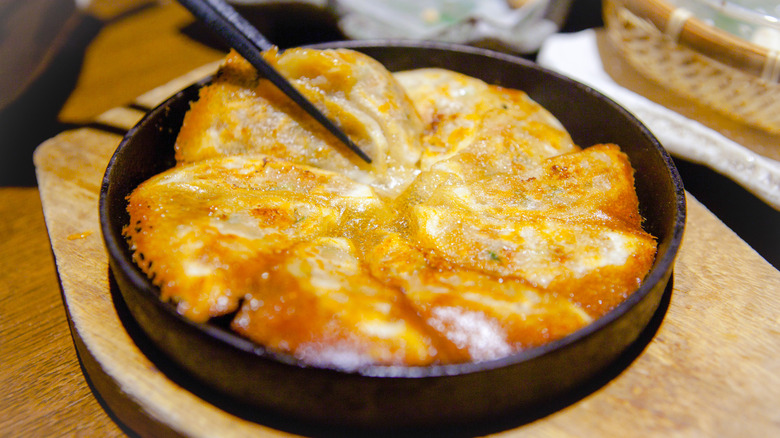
(35, 65, 780, 437)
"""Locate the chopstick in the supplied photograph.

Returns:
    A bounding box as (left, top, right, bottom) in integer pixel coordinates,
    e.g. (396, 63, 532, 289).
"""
(176, 0, 372, 164)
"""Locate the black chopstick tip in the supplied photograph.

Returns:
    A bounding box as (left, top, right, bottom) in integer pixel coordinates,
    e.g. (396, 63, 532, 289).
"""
(176, 0, 373, 164)
(345, 139, 372, 164)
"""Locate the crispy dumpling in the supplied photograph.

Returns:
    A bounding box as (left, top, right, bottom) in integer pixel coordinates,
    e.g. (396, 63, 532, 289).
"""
(367, 233, 593, 362)
(408, 144, 647, 229)
(394, 68, 578, 169)
(412, 206, 656, 316)
(124, 155, 385, 322)
(125, 50, 658, 367)
(175, 48, 424, 197)
(231, 237, 441, 368)
(405, 144, 656, 316)
(462, 144, 645, 228)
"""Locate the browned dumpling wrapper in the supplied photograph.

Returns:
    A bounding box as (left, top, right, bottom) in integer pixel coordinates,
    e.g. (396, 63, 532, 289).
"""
(125, 48, 657, 368)
(124, 155, 387, 322)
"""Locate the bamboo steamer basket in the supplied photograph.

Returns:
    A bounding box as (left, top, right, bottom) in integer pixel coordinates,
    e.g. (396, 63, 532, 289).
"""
(603, 0, 780, 134)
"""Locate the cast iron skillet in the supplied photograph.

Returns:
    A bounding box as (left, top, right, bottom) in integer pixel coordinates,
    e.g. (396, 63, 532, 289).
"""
(100, 40, 686, 429)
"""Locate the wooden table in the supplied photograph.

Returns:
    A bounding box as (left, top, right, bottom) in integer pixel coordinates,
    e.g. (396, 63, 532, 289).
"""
(2, 2, 778, 436)
(1, 3, 224, 436)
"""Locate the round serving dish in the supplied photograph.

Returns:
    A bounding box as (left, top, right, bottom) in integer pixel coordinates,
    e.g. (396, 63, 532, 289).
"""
(100, 40, 686, 429)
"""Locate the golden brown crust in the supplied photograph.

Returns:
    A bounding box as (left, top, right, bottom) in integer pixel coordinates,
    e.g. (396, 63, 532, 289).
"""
(230, 237, 441, 367)
(395, 68, 578, 170)
(366, 233, 593, 361)
(124, 155, 385, 322)
(125, 50, 657, 367)
(175, 49, 424, 197)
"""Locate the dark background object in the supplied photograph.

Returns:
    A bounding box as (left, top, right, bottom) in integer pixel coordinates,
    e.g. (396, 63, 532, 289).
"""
(0, 1, 102, 186)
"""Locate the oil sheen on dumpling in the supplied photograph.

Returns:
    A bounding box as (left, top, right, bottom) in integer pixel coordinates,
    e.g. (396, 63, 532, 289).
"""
(394, 68, 578, 170)
(405, 145, 657, 316)
(124, 155, 385, 322)
(231, 237, 442, 368)
(125, 50, 658, 368)
(367, 233, 592, 362)
(175, 48, 424, 197)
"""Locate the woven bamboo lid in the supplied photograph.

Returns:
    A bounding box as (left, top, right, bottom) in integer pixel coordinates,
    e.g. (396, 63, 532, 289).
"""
(604, 0, 780, 133)
(618, 0, 779, 83)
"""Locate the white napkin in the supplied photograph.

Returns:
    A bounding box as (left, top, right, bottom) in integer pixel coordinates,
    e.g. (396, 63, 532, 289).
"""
(537, 29, 780, 210)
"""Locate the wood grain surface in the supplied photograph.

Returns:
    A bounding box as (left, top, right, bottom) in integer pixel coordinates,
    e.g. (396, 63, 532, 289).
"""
(0, 187, 125, 437)
(31, 46, 780, 438)
(58, 0, 225, 124)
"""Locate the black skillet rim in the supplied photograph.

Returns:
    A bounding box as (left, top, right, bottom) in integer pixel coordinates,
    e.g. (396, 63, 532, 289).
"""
(99, 40, 686, 381)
